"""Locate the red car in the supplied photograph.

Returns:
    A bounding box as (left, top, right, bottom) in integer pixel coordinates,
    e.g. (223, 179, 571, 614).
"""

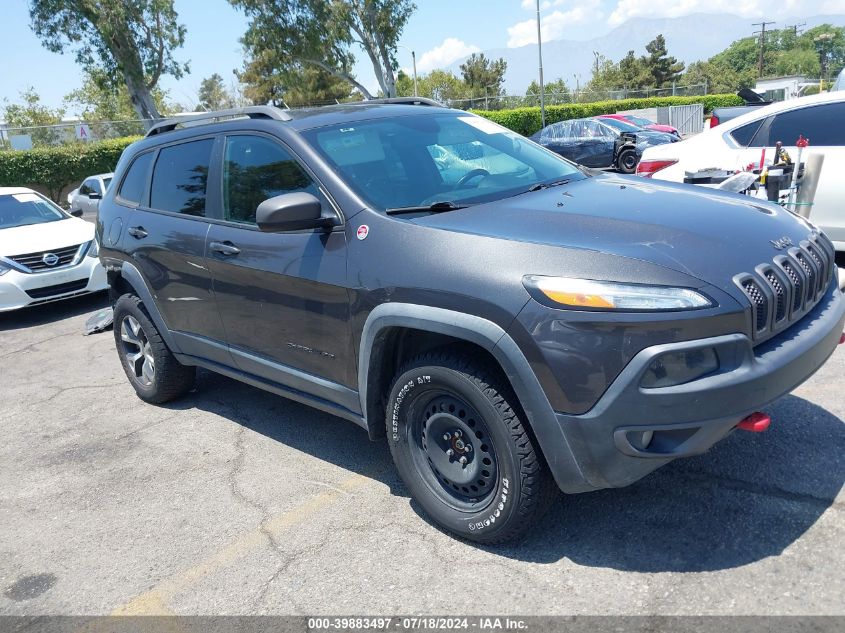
(597, 113, 680, 137)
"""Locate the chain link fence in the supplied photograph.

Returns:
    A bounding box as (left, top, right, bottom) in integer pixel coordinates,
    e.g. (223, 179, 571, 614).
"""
(445, 83, 709, 111)
(0, 119, 154, 150)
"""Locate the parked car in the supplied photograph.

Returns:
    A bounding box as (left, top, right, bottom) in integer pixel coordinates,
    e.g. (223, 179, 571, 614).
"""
(708, 88, 771, 128)
(597, 113, 680, 137)
(99, 102, 844, 543)
(637, 91, 845, 252)
(67, 172, 114, 215)
(530, 117, 676, 173)
(0, 187, 107, 311)
(833, 68, 845, 92)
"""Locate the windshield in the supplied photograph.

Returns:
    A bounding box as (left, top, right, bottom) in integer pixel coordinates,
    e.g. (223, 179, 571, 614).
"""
(626, 115, 654, 127)
(301, 113, 583, 210)
(599, 117, 641, 132)
(0, 192, 67, 229)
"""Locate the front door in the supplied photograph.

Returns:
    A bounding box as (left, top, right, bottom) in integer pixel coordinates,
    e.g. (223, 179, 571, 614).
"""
(205, 134, 353, 397)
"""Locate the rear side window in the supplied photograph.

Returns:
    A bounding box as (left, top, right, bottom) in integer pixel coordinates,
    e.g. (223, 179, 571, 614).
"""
(150, 139, 214, 216)
(222, 135, 322, 224)
(766, 103, 845, 147)
(730, 119, 765, 147)
(119, 152, 154, 205)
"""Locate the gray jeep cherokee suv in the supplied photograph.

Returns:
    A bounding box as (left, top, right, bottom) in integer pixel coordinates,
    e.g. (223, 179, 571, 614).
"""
(98, 101, 845, 543)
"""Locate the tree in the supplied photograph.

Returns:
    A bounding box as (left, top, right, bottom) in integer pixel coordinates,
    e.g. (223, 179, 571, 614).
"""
(460, 53, 508, 100)
(643, 35, 685, 87)
(524, 78, 570, 105)
(237, 49, 355, 106)
(198, 73, 235, 111)
(230, 0, 416, 99)
(28, 0, 188, 125)
(396, 69, 467, 104)
(63, 71, 174, 121)
(1, 88, 65, 146)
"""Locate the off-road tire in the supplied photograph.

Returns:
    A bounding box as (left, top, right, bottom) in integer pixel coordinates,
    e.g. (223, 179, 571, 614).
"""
(386, 350, 556, 544)
(113, 293, 195, 404)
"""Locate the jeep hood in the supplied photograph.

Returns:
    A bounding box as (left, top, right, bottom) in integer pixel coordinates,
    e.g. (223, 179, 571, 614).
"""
(413, 174, 819, 294)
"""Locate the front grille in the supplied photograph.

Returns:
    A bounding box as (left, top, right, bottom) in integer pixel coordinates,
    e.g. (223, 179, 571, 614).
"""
(735, 233, 835, 341)
(8, 243, 82, 272)
(25, 279, 88, 299)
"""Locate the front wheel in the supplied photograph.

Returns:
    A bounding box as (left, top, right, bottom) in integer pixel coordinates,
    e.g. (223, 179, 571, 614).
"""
(616, 148, 638, 174)
(386, 351, 555, 543)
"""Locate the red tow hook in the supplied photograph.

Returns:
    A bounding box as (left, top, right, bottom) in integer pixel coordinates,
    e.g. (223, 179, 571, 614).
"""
(737, 412, 771, 432)
(839, 332, 845, 345)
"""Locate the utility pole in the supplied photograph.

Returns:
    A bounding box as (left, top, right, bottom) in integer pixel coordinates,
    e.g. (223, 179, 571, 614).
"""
(787, 22, 806, 37)
(536, 0, 545, 128)
(752, 21, 776, 78)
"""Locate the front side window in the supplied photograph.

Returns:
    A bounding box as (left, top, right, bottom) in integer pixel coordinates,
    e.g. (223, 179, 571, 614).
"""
(79, 180, 93, 195)
(118, 152, 154, 205)
(0, 192, 67, 229)
(150, 139, 213, 216)
(223, 135, 322, 224)
(303, 113, 582, 210)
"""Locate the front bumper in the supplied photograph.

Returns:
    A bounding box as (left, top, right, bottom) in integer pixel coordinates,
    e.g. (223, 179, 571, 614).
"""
(554, 281, 845, 492)
(0, 257, 107, 312)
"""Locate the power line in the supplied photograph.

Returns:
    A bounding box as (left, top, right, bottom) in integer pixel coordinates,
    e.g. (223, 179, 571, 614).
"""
(752, 21, 777, 77)
(786, 22, 806, 37)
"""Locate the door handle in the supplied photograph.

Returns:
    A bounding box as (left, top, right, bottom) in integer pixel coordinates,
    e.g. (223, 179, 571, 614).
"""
(209, 241, 241, 256)
(127, 226, 148, 239)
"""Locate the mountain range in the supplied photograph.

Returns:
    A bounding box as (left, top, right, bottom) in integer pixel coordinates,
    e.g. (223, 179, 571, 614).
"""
(446, 13, 845, 94)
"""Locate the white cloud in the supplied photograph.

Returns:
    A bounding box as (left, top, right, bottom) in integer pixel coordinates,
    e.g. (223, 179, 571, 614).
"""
(415, 38, 481, 72)
(507, 2, 601, 47)
(607, 0, 807, 26)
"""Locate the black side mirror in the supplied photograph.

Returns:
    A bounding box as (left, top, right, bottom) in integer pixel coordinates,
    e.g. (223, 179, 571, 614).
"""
(70, 209, 84, 217)
(88, 192, 102, 200)
(256, 192, 338, 232)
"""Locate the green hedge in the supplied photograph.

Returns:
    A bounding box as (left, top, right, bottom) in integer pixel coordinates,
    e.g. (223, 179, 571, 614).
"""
(0, 136, 141, 202)
(471, 94, 744, 136)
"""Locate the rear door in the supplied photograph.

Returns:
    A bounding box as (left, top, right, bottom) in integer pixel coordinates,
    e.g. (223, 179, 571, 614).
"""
(121, 136, 229, 362)
(205, 133, 353, 395)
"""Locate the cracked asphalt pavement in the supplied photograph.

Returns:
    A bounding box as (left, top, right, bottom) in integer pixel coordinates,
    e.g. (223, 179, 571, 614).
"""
(1, 292, 843, 616)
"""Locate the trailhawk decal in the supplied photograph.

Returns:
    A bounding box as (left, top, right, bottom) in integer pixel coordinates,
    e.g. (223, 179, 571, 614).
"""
(356, 225, 369, 240)
(391, 375, 431, 440)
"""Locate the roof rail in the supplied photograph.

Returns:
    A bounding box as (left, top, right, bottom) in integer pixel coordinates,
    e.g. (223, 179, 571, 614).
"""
(145, 106, 292, 137)
(360, 97, 445, 108)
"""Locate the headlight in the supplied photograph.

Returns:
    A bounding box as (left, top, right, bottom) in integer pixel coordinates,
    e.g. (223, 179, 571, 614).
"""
(85, 239, 100, 258)
(524, 276, 713, 311)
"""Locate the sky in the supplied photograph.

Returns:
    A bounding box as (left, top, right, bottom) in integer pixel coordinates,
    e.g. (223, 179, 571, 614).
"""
(1, 0, 843, 113)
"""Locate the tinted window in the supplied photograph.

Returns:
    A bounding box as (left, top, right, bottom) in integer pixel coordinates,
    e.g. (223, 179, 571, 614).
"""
(599, 118, 639, 133)
(730, 119, 765, 147)
(119, 152, 154, 205)
(102, 177, 112, 191)
(79, 180, 93, 195)
(150, 139, 213, 216)
(766, 103, 845, 147)
(223, 136, 321, 224)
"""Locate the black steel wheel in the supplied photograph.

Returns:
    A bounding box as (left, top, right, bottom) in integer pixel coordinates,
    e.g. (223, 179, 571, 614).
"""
(617, 148, 638, 174)
(386, 350, 555, 543)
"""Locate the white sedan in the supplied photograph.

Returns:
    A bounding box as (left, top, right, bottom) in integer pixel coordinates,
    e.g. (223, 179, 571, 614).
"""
(67, 172, 114, 216)
(637, 91, 845, 252)
(0, 187, 107, 311)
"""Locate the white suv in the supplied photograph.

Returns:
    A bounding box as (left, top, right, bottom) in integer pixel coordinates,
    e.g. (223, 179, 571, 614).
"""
(0, 187, 107, 311)
(637, 92, 845, 252)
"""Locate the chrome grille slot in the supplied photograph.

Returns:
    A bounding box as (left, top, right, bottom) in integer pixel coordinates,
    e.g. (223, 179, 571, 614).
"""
(9, 244, 82, 272)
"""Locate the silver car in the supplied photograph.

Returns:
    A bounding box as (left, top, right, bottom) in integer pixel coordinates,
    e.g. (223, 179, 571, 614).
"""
(67, 172, 114, 216)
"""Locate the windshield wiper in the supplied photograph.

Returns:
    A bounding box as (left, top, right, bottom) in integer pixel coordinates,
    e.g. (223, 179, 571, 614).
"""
(385, 201, 469, 215)
(525, 178, 574, 193)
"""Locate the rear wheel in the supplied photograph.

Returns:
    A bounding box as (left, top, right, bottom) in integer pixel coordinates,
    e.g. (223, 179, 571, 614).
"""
(386, 350, 555, 543)
(617, 148, 638, 174)
(113, 294, 195, 404)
